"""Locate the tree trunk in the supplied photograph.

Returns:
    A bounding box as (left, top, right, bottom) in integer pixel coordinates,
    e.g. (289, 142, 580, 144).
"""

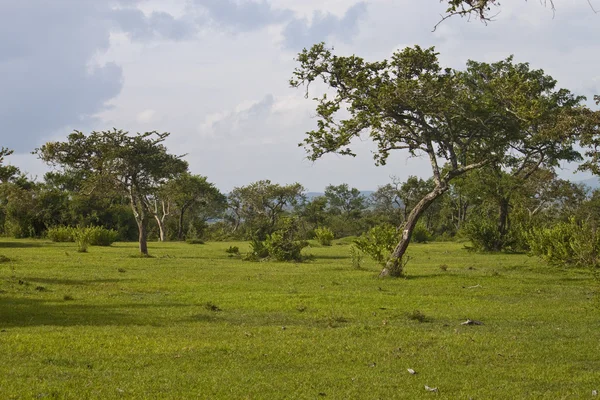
(381, 185, 448, 277)
(177, 203, 190, 241)
(494, 197, 510, 251)
(154, 215, 166, 242)
(138, 217, 149, 256)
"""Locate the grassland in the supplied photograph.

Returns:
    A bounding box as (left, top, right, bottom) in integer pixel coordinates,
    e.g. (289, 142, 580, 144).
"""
(0, 239, 598, 399)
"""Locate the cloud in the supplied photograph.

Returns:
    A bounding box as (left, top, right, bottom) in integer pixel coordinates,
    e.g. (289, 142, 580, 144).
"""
(282, 1, 368, 50)
(191, 0, 293, 31)
(109, 7, 197, 41)
(190, 0, 368, 50)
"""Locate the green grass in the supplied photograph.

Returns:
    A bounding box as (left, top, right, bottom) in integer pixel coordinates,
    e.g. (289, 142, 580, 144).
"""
(0, 239, 599, 399)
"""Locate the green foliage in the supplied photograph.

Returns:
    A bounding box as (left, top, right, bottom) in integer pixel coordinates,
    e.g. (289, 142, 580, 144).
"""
(47, 225, 118, 247)
(314, 226, 334, 246)
(411, 222, 432, 243)
(244, 238, 270, 261)
(263, 218, 308, 262)
(225, 246, 240, 255)
(47, 226, 75, 242)
(73, 227, 92, 253)
(354, 224, 399, 266)
(228, 180, 305, 241)
(244, 218, 308, 262)
(186, 239, 205, 245)
(462, 215, 526, 252)
(87, 226, 119, 246)
(349, 245, 363, 269)
(527, 218, 600, 268)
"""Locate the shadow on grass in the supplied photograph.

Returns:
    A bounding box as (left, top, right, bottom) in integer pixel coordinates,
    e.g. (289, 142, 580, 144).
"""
(21, 277, 131, 286)
(0, 297, 190, 328)
(0, 242, 44, 248)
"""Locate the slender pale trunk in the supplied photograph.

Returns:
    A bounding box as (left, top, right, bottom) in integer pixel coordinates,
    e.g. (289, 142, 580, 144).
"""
(381, 185, 449, 277)
(154, 215, 166, 242)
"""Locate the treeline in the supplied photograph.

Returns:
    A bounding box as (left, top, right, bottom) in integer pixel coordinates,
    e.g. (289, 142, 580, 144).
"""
(1, 150, 598, 257)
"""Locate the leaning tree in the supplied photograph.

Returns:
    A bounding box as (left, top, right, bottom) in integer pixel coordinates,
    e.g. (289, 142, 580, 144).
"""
(37, 129, 188, 255)
(291, 44, 596, 276)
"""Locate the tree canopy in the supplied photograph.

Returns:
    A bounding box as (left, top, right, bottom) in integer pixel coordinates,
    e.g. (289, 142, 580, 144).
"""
(36, 129, 188, 255)
(292, 43, 596, 276)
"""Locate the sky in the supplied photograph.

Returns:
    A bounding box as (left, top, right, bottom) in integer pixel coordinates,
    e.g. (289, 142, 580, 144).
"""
(1, 0, 599, 192)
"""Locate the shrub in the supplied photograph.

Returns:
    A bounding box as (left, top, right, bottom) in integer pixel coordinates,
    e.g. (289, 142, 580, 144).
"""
(244, 218, 308, 262)
(411, 222, 432, 243)
(243, 238, 270, 261)
(354, 223, 399, 266)
(47, 226, 75, 242)
(87, 226, 119, 246)
(225, 246, 240, 255)
(314, 227, 335, 246)
(349, 245, 363, 269)
(527, 218, 600, 268)
(187, 239, 205, 245)
(73, 227, 92, 253)
(47, 225, 118, 246)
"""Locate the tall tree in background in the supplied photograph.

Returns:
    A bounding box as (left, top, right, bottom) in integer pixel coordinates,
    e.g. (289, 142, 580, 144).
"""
(160, 173, 226, 240)
(292, 44, 594, 276)
(37, 130, 188, 255)
(228, 180, 305, 240)
(0, 148, 19, 184)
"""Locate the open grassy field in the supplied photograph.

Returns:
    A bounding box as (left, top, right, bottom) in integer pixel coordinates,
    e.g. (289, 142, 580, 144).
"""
(0, 239, 599, 399)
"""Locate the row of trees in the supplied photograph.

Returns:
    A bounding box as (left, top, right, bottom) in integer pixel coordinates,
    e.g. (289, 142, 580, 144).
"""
(1, 146, 598, 253)
(1, 46, 599, 275)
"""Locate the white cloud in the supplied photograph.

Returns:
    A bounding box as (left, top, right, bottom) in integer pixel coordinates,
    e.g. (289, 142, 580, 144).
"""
(2, 0, 599, 191)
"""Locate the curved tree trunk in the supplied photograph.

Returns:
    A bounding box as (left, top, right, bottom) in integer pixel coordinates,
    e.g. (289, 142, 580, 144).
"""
(381, 185, 449, 277)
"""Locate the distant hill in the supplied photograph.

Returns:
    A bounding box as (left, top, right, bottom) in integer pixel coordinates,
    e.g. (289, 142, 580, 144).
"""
(305, 191, 375, 200)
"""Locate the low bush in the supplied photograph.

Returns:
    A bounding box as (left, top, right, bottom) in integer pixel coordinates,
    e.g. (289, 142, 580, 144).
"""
(87, 226, 119, 246)
(527, 218, 600, 268)
(314, 227, 334, 246)
(354, 223, 399, 266)
(244, 218, 308, 262)
(48, 226, 118, 247)
(411, 222, 432, 243)
(47, 226, 75, 242)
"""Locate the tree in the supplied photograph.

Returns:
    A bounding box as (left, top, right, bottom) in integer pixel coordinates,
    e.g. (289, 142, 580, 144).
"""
(439, 1, 597, 27)
(228, 180, 305, 240)
(324, 184, 368, 220)
(291, 44, 594, 276)
(0, 147, 19, 184)
(160, 173, 226, 240)
(37, 129, 188, 255)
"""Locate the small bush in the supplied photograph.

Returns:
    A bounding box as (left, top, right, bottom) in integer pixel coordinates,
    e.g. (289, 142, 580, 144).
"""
(87, 226, 119, 246)
(225, 246, 240, 255)
(314, 227, 335, 246)
(73, 227, 92, 253)
(527, 218, 600, 268)
(244, 218, 308, 262)
(411, 222, 432, 243)
(354, 224, 399, 266)
(48, 226, 118, 246)
(243, 238, 270, 261)
(47, 226, 75, 242)
(0, 255, 12, 263)
(187, 239, 205, 245)
(349, 245, 363, 269)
